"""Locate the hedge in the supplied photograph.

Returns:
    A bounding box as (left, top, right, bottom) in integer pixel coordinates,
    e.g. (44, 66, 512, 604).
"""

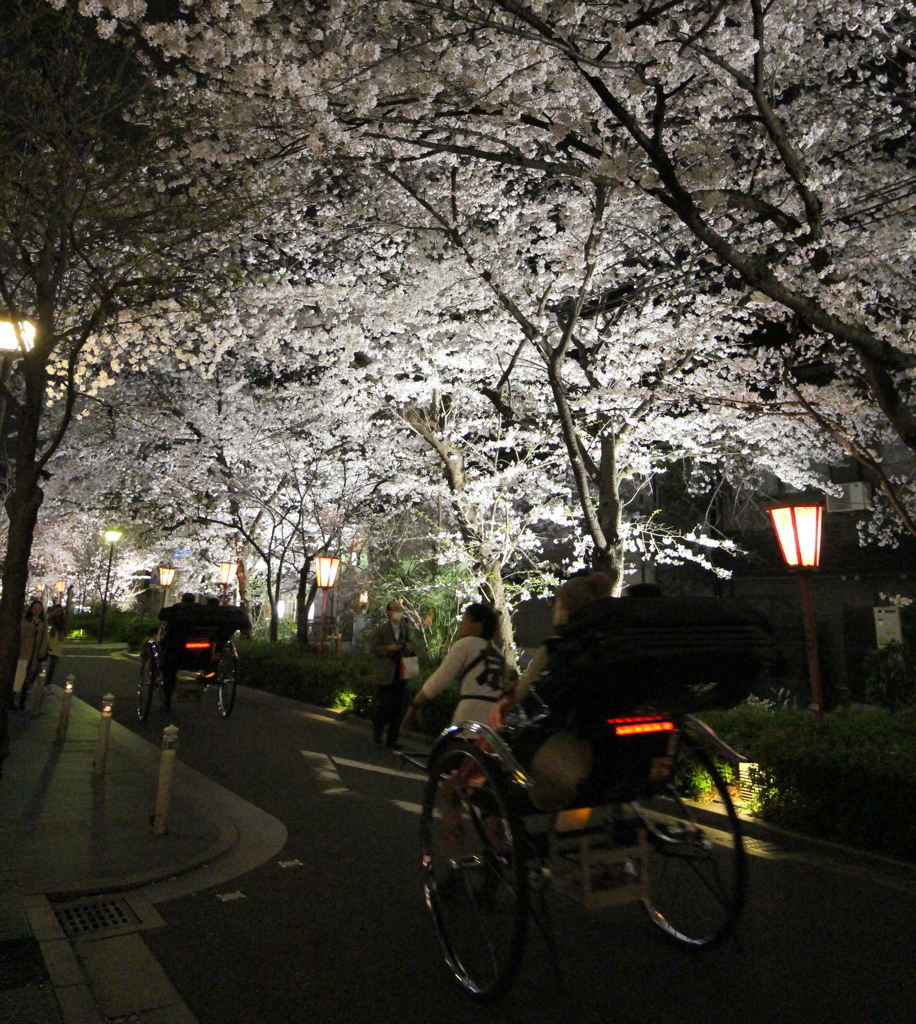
(706, 704, 916, 859)
(234, 639, 459, 734)
(68, 611, 157, 651)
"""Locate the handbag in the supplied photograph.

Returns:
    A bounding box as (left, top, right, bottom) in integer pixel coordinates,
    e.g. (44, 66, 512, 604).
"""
(400, 656, 420, 680)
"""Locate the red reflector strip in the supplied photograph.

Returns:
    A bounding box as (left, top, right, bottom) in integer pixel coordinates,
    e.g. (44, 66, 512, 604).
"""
(185, 641, 210, 649)
(607, 715, 667, 724)
(614, 722, 675, 736)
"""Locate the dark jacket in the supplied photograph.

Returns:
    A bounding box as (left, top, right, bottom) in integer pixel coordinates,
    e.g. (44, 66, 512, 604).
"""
(370, 618, 415, 687)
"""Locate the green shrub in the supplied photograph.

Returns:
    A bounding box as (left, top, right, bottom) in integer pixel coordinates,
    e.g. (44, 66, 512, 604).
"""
(705, 703, 916, 858)
(124, 620, 158, 653)
(234, 639, 461, 736)
(67, 610, 156, 647)
(862, 642, 916, 710)
(236, 640, 377, 711)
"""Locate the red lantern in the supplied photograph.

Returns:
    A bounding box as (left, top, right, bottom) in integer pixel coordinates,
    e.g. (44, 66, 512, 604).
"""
(219, 562, 239, 586)
(315, 556, 341, 590)
(768, 501, 826, 726)
(768, 504, 823, 568)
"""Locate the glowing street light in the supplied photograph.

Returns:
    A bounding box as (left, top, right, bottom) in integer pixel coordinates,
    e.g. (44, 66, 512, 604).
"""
(98, 530, 123, 642)
(0, 317, 35, 440)
(315, 556, 341, 657)
(0, 318, 35, 354)
(158, 566, 176, 608)
(315, 556, 341, 590)
(219, 561, 239, 604)
(768, 502, 825, 726)
(55, 580, 66, 595)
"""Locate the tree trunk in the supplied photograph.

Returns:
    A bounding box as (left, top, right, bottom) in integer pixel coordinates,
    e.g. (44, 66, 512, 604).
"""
(404, 404, 519, 669)
(296, 557, 312, 644)
(0, 349, 50, 773)
(478, 554, 518, 674)
(0, 471, 44, 772)
(595, 434, 625, 594)
(236, 559, 250, 617)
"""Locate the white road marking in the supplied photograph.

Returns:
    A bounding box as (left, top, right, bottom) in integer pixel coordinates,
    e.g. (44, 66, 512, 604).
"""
(301, 751, 349, 794)
(278, 859, 303, 868)
(331, 756, 427, 782)
(390, 800, 424, 814)
(216, 891, 245, 901)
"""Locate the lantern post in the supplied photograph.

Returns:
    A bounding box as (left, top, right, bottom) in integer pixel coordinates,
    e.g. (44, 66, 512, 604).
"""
(98, 530, 122, 642)
(768, 503, 825, 727)
(219, 562, 239, 604)
(315, 556, 341, 658)
(158, 566, 176, 609)
(0, 317, 35, 437)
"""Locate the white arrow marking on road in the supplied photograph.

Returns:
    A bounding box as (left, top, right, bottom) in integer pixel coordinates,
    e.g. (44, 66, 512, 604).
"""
(301, 751, 349, 794)
(216, 891, 246, 901)
(330, 756, 427, 782)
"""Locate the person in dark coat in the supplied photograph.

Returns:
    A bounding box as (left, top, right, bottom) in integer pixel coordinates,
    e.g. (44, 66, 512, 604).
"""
(12, 600, 48, 710)
(45, 603, 66, 688)
(370, 600, 415, 748)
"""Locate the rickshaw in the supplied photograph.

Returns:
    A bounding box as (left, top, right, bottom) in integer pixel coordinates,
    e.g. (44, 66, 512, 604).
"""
(415, 597, 773, 1001)
(137, 617, 241, 720)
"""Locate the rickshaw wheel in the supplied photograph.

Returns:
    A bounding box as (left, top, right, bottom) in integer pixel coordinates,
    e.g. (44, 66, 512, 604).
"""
(216, 641, 238, 718)
(137, 644, 158, 722)
(420, 739, 529, 1002)
(634, 736, 747, 948)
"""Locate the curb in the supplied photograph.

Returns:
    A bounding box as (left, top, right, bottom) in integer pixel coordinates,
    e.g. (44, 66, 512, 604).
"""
(23, 819, 241, 901)
(22, 687, 243, 901)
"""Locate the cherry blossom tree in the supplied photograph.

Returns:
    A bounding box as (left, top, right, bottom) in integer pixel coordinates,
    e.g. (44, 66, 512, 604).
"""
(0, 0, 268, 766)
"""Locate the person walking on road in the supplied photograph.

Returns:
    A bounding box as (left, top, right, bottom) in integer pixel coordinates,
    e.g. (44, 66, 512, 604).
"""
(370, 600, 415, 748)
(11, 600, 48, 710)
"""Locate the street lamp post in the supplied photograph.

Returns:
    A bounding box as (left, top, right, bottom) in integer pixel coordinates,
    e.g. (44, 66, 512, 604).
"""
(768, 502, 825, 727)
(0, 318, 35, 438)
(98, 530, 122, 643)
(219, 562, 239, 604)
(158, 566, 176, 609)
(315, 556, 341, 658)
(55, 580, 66, 603)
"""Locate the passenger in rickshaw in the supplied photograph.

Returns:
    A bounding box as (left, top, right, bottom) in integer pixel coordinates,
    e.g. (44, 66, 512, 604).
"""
(157, 593, 251, 712)
(496, 572, 618, 811)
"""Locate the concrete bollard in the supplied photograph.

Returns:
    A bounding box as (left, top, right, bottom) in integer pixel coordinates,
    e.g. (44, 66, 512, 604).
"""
(152, 724, 179, 836)
(56, 676, 74, 742)
(93, 693, 115, 775)
(30, 667, 47, 718)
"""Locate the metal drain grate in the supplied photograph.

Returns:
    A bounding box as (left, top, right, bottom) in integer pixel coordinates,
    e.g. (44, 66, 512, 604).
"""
(52, 898, 139, 939)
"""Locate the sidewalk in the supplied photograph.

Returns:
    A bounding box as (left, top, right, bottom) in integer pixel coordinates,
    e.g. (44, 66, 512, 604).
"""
(0, 685, 241, 1024)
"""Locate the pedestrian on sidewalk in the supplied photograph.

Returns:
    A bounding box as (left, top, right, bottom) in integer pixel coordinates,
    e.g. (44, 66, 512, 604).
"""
(370, 600, 415, 748)
(45, 603, 67, 687)
(12, 600, 48, 710)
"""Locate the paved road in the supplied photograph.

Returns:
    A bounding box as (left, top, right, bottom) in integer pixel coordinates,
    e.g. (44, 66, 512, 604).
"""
(61, 647, 916, 1024)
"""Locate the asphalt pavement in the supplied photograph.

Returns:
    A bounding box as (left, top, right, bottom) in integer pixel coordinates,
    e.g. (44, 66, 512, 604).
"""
(5, 643, 916, 1024)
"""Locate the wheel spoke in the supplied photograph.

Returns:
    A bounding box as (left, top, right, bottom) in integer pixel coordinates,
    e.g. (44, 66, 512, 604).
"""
(420, 742, 528, 1001)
